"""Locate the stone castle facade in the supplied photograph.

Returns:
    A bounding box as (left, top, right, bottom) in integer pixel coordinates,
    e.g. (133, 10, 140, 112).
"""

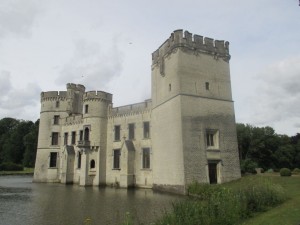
(33, 30, 241, 194)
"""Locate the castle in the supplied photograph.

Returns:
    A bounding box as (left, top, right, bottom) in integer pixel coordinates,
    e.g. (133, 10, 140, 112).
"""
(33, 30, 241, 194)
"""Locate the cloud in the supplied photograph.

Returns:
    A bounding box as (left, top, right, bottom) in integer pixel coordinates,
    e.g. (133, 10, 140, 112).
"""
(0, 72, 41, 120)
(247, 56, 300, 133)
(0, 0, 41, 39)
(56, 38, 124, 90)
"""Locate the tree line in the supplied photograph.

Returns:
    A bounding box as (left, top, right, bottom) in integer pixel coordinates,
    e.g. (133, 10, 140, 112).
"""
(237, 123, 300, 173)
(0, 117, 39, 170)
(0, 117, 299, 172)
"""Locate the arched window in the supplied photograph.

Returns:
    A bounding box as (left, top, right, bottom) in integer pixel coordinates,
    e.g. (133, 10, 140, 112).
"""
(84, 127, 89, 141)
(90, 160, 95, 169)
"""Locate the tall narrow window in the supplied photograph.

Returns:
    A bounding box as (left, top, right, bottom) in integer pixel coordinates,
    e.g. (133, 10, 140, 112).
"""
(90, 160, 95, 169)
(206, 130, 219, 149)
(84, 127, 89, 141)
(205, 82, 210, 90)
(78, 152, 82, 169)
(142, 148, 150, 169)
(64, 132, 68, 145)
(143, 122, 150, 139)
(169, 83, 172, 91)
(79, 130, 83, 141)
(49, 152, 58, 168)
(85, 104, 89, 114)
(71, 131, 76, 144)
(53, 115, 60, 125)
(56, 101, 60, 108)
(113, 149, 121, 169)
(51, 132, 59, 145)
(128, 123, 135, 140)
(114, 125, 121, 141)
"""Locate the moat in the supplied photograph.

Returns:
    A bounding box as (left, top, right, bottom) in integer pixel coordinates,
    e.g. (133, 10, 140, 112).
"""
(0, 175, 183, 225)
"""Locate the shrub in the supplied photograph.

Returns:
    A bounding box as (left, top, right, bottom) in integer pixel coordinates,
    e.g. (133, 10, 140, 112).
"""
(292, 168, 300, 174)
(280, 168, 292, 177)
(266, 168, 274, 173)
(241, 159, 258, 174)
(0, 162, 24, 171)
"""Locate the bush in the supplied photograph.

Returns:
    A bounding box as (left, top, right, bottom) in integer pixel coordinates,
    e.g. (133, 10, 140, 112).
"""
(241, 159, 258, 174)
(0, 162, 24, 171)
(292, 168, 300, 174)
(266, 168, 274, 173)
(280, 168, 292, 177)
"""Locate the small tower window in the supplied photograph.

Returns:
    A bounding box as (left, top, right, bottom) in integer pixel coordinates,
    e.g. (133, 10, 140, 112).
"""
(53, 115, 60, 125)
(90, 160, 95, 169)
(85, 105, 89, 114)
(169, 83, 172, 91)
(84, 127, 90, 141)
(56, 101, 60, 108)
(205, 82, 210, 90)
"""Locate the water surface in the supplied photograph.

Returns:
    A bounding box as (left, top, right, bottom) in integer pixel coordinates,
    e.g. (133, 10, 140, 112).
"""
(0, 175, 183, 225)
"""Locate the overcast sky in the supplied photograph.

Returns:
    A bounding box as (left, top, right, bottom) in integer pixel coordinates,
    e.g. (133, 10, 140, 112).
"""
(0, 0, 299, 135)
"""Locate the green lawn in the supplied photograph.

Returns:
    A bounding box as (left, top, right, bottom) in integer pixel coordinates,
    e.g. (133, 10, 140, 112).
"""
(0, 167, 34, 175)
(240, 174, 300, 225)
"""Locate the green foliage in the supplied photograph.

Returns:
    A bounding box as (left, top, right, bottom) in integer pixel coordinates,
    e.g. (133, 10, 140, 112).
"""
(292, 168, 300, 174)
(241, 159, 258, 174)
(280, 168, 292, 176)
(156, 178, 286, 225)
(0, 162, 23, 171)
(0, 117, 38, 169)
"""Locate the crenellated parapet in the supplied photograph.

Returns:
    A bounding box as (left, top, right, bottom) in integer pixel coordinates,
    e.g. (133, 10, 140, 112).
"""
(41, 91, 67, 102)
(67, 83, 85, 92)
(109, 99, 152, 118)
(63, 114, 83, 126)
(83, 91, 113, 103)
(152, 29, 230, 65)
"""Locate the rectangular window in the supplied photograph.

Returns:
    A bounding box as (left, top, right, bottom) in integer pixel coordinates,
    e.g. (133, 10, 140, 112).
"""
(53, 115, 60, 125)
(128, 123, 135, 140)
(143, 122, 150, 139)
(142, 148, 150, 169)
(79, 130, 83, 141)
(114, 125, 121, 141)
(205, 82, 210, 90)
(71, 131, 76, 144)
(85, 104, 89, 114)
(78, 152, 81, 169)
(206, 130, 219, 149)
(49, 152, 58, 168)
(51, 132, 59, 145)
(55, 101, 60, 108)
(113, 149, 121, 169)
(64, 132, 68, 145)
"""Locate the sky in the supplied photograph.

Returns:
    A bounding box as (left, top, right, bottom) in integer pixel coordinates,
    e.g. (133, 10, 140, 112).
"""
(0, 0, 299, 135)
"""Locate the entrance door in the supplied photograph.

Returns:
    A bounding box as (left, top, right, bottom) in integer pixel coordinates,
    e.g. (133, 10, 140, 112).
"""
(208, 163, 217, 184)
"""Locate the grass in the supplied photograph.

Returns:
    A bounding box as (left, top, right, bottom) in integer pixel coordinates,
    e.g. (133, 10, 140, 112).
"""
(240, 174, 300, 225)
(0, 167, 34, 175)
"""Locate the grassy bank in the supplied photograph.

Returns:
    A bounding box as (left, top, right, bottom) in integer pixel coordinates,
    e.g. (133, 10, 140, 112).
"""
(0, 167, 34, 175)
(144, 174, 299, 225)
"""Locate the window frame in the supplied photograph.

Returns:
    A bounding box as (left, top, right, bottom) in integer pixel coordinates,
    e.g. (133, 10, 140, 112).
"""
(128, 123, 135, 140)
(143, 121, 150, 139)
(114, 125, 121, 141)
(113, 149, 121, 169)
(51, 132, 59, 146)
(71, 131, 76, 145)
(53, 115, 60, 125)
(142, 148, 151, 169)
(206, 129, 219, 149)
(49, 152, 58, 168)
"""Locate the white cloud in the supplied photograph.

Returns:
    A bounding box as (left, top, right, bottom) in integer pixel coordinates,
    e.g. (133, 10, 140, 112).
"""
(56, 38, 124, 90)
(0, 0, 41, 39)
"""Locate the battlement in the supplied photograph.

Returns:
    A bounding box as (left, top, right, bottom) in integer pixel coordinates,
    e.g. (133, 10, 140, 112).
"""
(67, 83, 85, 92)
(83, 91, 113, 102)
(110, 99, 152, 117)
(152, 29, 230, 64)
(41, 91, 67, 101)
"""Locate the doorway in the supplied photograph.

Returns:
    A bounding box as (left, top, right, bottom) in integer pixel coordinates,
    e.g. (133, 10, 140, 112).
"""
(208, 162, 217, 184)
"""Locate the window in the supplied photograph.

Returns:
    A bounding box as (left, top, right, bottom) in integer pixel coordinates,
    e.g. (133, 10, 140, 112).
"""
(90, 160, 95, 169)
(78, 152, 82, 169)
(169, 83, 171, 91)
(84, 127, 89, 141)
(56, 101, 60, 108)
(79, 130, 83, 141)
(114, 125, 121, 141)
(51, 132, 59, 145)
(85, 104, 89, 114)
(113, 149, 121, 169)
(49, 152, 58, 168)
(142, 148, 150, 169)
(64, 132, 68, 145)
(71, 131, 76, 144)
(205, 82, 210, 90)
(53, 115, 60, 125)
(128, 123, 135, 140)
(206, 130, 219, 149)
(143, 122, 150, 139)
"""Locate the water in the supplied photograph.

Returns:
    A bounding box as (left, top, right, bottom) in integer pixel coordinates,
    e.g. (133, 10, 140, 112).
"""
(0, 175, 183, 225)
